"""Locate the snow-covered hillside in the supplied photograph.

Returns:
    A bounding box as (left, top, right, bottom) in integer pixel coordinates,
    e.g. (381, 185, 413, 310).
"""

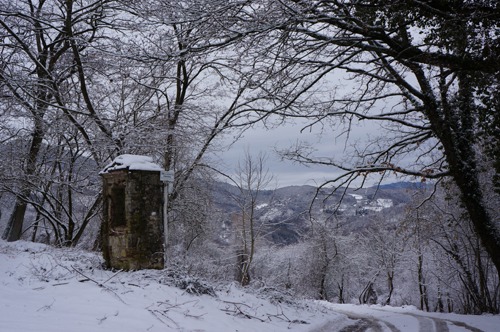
(212, 182, 424, 245)
(1, 240, 499, 332)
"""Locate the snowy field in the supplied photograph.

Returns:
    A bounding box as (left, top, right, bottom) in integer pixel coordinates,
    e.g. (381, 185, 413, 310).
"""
(1, 240, 499, 332)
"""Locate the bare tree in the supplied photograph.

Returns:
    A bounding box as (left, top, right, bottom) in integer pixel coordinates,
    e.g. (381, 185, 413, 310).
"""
(395, 182, 500, 313)
(361, 218, 405, 305)
(236, 0, 500, 279)
(227, 151, 274, 286)
(112, 1, 282, 257)
(0, 0, 260, 246)
(0, 0, 115, 241)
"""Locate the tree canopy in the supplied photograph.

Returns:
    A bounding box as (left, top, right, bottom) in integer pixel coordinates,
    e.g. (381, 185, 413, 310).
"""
(1, 0, 499, 293)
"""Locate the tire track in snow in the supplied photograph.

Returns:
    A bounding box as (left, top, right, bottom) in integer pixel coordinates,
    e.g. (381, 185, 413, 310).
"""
(337, 316, 400, 332)
(416, 316, 436, 332)
(403, 313, 483, 332)
(410, 315, 450, 332)
(311, 318, 387, 332)
(311, 308, 485, 332)
(310, 310, 399, 332)
(338, 317, 383, 332)
(448, 320, 483, 332)
(432, 318, 449, 331)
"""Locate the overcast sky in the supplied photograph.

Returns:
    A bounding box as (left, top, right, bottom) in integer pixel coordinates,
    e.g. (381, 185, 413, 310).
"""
(213, 116, 397, 188)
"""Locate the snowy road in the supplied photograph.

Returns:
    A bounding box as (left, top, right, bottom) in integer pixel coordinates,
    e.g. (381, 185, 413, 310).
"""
(311, 305, 487, 332)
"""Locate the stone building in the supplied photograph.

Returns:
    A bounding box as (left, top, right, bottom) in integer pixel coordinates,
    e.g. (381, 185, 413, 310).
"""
(100, 155, 164, 270)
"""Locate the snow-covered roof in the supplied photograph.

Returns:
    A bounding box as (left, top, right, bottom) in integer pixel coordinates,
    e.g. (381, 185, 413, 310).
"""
(100, 154, 163, 174)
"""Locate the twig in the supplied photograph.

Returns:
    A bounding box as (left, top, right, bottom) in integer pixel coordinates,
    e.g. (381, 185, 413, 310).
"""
(148, 309, 180, 329)
(127, 283, 142, 288)
(183, 310, 206, 319)
(60, 265, 127, 304)
(102, 269, 123, 285)
(37, 299, 55, 312)
(266, 304, 292, 322)
(221, 302, 266, 322)
(221, 300, 252, 308)
(97, 315, 107, 325)
(66, 265, 102, 286)
(155, 299, 199, 310)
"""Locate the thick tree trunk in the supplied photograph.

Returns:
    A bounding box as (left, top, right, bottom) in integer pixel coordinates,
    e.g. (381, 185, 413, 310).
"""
(453, 173, 500, 278)
(419, 69, 500, 280)
(2, 198, 28, 241)
(2, 121, 45, 242)
(439, 125, 500, 280)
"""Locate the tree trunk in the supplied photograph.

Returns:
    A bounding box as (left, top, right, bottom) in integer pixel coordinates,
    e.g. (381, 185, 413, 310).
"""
(236, 249, 251, 286)
(337, 275, 345, 304)
(436, 286, 444, 313)
(2, 122, 45, 241)
(318, 232, 330, 301)
(420, 69, 500, 280)
(439, 124, 500, 280)
(71, 194, 102, 247)
(385, 271, 394, 305)
(417, 253, 429, 311)
(2, 199, 28, 241)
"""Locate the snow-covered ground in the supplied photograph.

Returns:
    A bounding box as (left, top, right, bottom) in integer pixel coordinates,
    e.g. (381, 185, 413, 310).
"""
(1, 240, 499, 332)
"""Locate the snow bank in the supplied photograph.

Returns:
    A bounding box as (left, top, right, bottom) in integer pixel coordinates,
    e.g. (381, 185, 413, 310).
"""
(100, 154, 163, 174)
(0, 240, 338, 332)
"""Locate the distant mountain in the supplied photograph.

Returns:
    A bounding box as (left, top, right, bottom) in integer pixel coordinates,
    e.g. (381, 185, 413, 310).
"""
(373, 181, 433, 190)
(211, 181, 431, 245)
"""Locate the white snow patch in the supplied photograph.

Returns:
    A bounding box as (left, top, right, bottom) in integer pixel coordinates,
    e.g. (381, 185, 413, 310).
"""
(376, 198, 393, 208)
(349, 193, 363, 200)
(364, 206, 384, 212)
(100, 154, 163, 174)
(363, 198, 394, 212)
(261, 207, 281, 220)
(256, 203, 269, 210)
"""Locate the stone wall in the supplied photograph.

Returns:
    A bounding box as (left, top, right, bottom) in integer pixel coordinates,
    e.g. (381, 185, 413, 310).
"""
(101, 169, 164, 270)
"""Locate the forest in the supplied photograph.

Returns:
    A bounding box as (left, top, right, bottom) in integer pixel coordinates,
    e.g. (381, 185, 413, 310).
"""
(0, 0, 499, 315)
